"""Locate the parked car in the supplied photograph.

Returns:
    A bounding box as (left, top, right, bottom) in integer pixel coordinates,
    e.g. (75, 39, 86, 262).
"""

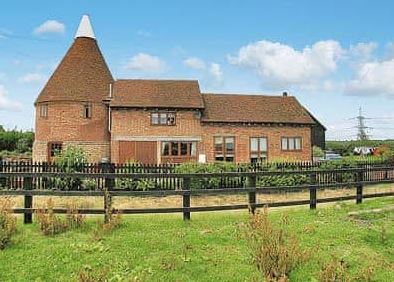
(323, 151, 343, 161)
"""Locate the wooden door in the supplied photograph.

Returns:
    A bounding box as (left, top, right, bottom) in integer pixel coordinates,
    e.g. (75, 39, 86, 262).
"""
(118, 141, 157, 164)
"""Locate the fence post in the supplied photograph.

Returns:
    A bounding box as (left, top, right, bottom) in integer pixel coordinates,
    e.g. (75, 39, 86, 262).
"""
(102, 163, 115, 223)
(0, 159, 6, 188)
(247, 173, 257, 214)
(356, 170, 363, 204)
(309, 172, 317, 210)
(183, 176, 191, 220)
(23, 175, 33, 224)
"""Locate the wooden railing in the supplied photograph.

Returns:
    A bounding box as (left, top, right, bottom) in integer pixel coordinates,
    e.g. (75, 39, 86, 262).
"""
(0, 165, 393, 223)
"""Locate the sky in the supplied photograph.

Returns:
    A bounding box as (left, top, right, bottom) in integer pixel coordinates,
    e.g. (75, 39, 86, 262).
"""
(0, 0, 394, 140)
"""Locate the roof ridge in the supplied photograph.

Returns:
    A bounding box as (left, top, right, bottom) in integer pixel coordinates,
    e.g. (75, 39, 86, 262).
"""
(115, 79, 199, 82)
(202, 93, 293, 98)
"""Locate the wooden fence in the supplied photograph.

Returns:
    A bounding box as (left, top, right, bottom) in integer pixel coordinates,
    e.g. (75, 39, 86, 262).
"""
(0, 159, 391, 191)
(0, 165, 393, 223)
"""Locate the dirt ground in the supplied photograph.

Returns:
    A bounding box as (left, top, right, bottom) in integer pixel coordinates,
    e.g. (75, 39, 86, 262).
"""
(3, 184, 393, 210)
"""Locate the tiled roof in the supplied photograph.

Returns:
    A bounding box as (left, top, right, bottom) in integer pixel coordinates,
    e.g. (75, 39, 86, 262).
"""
(35, 37, 113, 104)
(201, 93, 315, 124)
(110, 79, 204, 109)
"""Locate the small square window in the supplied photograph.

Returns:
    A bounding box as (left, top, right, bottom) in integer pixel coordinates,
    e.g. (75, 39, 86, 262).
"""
(83, 104, 92, 119)
(151, 113, 159, 125)
(40, 104, 48, 118)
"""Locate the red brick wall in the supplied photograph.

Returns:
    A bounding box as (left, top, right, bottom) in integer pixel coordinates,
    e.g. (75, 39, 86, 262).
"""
(110, 109, 202, 164)
(33, 101, 110, 162)
(111, 109, 202, 137)
(201, 123, 312, 163)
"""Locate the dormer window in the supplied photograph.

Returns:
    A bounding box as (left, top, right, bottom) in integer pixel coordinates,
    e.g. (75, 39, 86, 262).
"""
(83, 104, 92, 119)
(40, 104, 48, 118)
(151, 112, 176, 126)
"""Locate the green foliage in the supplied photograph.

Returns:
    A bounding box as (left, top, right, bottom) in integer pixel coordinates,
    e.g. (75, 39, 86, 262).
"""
(53, 146, 88, 190)
(174, 162, 245, 189)
(312, 145, 324, 158)
(0, 128, 33, 153)
(115, 161, 157, 191)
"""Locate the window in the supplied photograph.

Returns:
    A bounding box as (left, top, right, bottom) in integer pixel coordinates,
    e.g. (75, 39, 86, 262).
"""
(250, 137, 268, 163)
(49, 142, 62, 157)
(151, 112, 176, 126)
(281, 137, 302, 151)
(161, 141, 196, 157)
(83, 104, 92, 119)
(214, 137, 235, 162)
(40, 104, 48, 118)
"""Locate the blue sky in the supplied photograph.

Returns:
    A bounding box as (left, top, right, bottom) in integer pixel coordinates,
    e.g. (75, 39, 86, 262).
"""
(1, 0, 394, 140)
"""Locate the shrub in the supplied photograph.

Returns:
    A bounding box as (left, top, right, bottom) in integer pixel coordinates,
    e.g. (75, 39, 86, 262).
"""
(35, 199, 86, 235)
(0, 198, 17, 250)
(175, 162, 244, 189)
(313, 146, 324, 158)
(66, 203, 86, 229)
(53, 146, 88, 190)
(245, 207, 308, 281)
(35, 199, 68, 236)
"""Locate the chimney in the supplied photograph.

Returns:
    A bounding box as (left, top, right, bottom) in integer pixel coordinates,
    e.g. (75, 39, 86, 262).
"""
(282, 91, 288, 97)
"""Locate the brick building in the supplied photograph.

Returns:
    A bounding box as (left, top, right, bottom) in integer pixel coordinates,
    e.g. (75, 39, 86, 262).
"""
(33, 15, 325, 164)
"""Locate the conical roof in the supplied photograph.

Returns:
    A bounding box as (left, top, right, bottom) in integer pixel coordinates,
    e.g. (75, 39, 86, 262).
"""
(35, 16, 113, 104)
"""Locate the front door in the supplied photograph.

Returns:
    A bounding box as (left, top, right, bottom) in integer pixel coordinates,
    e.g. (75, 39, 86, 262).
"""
(47, 142, 63, 163)
(118, 141, 157, 164)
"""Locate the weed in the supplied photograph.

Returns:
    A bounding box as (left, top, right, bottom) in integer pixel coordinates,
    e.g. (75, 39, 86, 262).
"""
(35, 199, 68, 236)
(317, 257, 350, 282)
(78, 266, 108, 282)
(245, 207, 308, 281)
(0, 197, 17, 250)
(66, 202, 85, 229)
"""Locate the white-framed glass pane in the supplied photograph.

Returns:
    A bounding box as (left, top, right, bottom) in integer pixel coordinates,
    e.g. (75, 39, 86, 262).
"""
(214, 137, 223, 152)
(167, 113, 176, 125)
(162, 142, 169, 156)
(190, 142, 197, 156)
(225, 137, 234, 152)
(281, 138, 288, 150)
(250, 138, 258, 152)
(295, 138, 301, 150)
(159, 113, 167, 124)
(288, 138, 295, 150)
(259, 138, 267, 152)
(151, 113, 159, 124)
(180, 142, 188, 155)
(171, 142, 179, 156)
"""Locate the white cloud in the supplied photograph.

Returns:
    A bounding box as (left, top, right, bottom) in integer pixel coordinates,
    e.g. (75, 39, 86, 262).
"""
(229, 40, 343, 89)
(209, 63, 223, 85)
(19, 73, 46, 84)
(34, 20, 65, 35)
(348, 42, 377, 63)
(125, 53, 166, 73)
(345, 59, 394, 97)
(183, 57, 206, 70)
(0, 85, 22, 111)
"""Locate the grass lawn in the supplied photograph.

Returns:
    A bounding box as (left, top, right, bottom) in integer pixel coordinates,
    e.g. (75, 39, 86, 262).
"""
(0, 197, 393, 281)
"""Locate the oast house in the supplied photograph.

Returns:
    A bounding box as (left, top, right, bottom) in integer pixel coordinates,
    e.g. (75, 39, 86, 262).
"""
(33, 15, 326, 164)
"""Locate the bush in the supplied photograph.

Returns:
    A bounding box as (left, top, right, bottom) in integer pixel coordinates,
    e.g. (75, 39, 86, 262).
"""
(0, 129, 34, 152)
(0, 198, 17, 250)
(257, 163, 310, 187)
(35, 199, 85, 235)
(312, 146, 324, 158)
(245, 207, 308, 281)
(53, 146, 88, 190)
(174, 162, 245, 189)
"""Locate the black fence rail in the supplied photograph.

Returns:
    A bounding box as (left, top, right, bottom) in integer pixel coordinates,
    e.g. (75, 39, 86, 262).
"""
(0, 165, 393, 223)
